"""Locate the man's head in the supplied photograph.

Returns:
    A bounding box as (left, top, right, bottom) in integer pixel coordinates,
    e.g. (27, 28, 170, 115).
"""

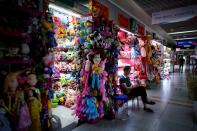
(123, 66, 131, 76)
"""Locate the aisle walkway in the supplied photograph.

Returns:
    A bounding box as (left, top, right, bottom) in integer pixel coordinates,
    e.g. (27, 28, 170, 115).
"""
(72, 72, 196, 131)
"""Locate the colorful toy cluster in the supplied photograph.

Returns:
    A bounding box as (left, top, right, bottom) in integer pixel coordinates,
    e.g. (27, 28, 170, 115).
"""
(49, 8, 80, 108)
(0, 0, 58, 130)
(118, 31, 163, 88)
(73, 6, 121, 122)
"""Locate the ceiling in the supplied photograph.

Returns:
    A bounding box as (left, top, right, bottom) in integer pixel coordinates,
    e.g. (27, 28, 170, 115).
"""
(134, 0, 197, 41)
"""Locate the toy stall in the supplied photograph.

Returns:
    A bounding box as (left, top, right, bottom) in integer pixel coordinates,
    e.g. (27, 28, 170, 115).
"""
(149, 40, 162, 84)
(118, 29, 155, 88)
(0, 0, 59, 131)
(49, 4, 81, 109)
(161, 46, 172, 80)
(73, 0, 121, 123)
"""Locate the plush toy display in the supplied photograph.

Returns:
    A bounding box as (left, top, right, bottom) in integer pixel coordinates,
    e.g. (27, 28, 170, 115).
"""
(72, 8, 121, 122)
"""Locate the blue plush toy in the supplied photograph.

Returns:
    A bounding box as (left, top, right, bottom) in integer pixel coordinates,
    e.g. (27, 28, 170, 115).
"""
(84, 97, 99, 120)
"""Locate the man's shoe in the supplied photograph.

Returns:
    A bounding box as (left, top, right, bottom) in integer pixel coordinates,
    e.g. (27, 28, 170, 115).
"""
(146, 101, 156, 105)
(144, 108, 154, 113)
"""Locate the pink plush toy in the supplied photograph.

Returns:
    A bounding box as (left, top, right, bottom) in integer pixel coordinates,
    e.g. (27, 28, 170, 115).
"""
(42, 53, 54, 79)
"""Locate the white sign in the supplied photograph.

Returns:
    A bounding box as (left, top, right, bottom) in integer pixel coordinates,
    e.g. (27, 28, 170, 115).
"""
(152, 5, 197, 24)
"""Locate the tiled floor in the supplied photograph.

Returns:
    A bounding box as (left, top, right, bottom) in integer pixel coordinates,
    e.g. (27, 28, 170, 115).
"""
(72, 67, 196, 131)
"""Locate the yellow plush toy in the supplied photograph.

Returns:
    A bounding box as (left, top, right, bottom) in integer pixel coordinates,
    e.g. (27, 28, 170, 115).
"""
(144, 35, 152, 64)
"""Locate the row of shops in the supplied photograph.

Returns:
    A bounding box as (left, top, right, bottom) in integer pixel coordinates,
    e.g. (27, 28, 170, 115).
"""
(0, 0, 174, 130)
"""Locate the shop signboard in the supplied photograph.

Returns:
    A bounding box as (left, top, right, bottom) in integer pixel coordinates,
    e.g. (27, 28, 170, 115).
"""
(152, 5, 197, 24)
(118, 13, 129, 30)
(130, 18, 137, 33)
(176, 39, 196, 49)
(137, 23, 145, 36)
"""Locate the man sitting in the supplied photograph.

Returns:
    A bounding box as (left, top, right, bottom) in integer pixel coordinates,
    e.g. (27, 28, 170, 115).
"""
(119, 66, 155, 112)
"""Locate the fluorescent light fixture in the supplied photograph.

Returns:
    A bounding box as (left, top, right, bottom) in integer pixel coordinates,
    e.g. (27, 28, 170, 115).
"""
(49, 3, 81, 18)
(120, 28, 134, 35)
(151, 40, 161, 46)
(168, 30, 197, 35)
(174, 37, 197, 40)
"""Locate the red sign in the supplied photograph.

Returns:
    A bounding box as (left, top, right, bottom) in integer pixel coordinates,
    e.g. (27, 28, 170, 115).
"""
(137, 24, 145, 35)
(118, 14, 129, 30)
(91, 0, 109, 19)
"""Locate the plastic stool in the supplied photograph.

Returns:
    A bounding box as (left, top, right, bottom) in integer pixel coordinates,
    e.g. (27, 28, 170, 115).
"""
(112, 95, 129, 119)
(131, 97, 140, 110)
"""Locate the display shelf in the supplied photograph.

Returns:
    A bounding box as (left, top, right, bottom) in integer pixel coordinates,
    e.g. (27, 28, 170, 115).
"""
(0, 59, 33, 65)
(0, 30, 26, 38)
(0, 6, 43, 17)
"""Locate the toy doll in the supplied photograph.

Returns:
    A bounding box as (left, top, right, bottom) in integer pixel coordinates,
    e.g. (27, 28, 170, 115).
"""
(27, 73, 38, 91)
(27, 88, 42, 131)
(91, 53, 102, 89)
(16, 90, 32, 131)
(3, 72, 31, 131)
(81, 52, 93, 96)
(21, 43, 30, 60)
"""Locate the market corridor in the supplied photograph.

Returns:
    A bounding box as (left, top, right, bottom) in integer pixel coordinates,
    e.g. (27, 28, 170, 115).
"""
(72, 72, 196, 131)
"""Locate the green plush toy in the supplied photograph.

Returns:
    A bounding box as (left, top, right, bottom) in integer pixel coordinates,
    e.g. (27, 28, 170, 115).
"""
(52, 93, 59, 108)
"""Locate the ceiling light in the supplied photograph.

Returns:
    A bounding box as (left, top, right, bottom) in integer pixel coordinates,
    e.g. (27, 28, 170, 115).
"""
(120, 28, 134, 35)
(49, 3, 81, 18)
(168, 30, 197, 35)
(174, 37, 197, 40)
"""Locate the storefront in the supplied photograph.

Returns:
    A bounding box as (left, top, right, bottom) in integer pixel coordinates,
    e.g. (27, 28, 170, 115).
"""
(0, 0, 171, 130)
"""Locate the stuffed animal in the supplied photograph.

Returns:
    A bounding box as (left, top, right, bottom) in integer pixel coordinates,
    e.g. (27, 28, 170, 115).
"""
(83, 97, 99, 120)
